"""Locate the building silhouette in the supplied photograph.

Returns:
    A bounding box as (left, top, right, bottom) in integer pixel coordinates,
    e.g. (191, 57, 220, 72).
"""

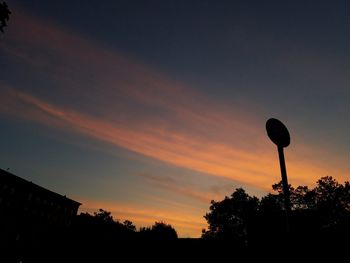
(0, 168, 81, 257)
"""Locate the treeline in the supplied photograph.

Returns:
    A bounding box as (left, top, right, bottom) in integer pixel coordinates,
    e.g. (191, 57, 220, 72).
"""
(71, 175, 350, 247)
(9, 176, 350, 262)
(202, 176, 350, 248)
(71, 209, 178, 243)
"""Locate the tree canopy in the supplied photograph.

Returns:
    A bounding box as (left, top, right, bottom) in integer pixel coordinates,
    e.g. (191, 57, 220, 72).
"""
(0, 1, 10, 33)
(71, 209, 178, 246)
(139, 221, 178, 240)
(202, 176, 350, 248)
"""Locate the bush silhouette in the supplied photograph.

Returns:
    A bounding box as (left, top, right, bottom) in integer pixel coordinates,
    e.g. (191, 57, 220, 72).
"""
(139, 221, 178, 240)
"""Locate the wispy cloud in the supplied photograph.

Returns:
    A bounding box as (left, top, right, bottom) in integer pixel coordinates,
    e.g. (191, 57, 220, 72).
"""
(136, 172, 238, 203)
(0, 87, 276, 187)
(137, 173, 214, 203)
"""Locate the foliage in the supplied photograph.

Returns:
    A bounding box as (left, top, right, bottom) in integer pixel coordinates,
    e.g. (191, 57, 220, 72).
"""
(202, 188, 258, 245)
(123, 220, 136, 231)
(72, 209, 137, 247)
(139, 221, 178, 240)
(0, 1, 10, 33)
(93, 208, 114, 223)
(202, 176, 350, 247)
(72, 210, 177, 246)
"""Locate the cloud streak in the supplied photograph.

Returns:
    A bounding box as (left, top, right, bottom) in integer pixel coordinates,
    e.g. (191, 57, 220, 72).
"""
(1, 87, 275, 187)
(136, 173, 215, 203)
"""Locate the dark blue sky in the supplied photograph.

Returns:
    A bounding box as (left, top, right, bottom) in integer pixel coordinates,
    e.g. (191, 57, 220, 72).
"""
(17, 0, 350, 123)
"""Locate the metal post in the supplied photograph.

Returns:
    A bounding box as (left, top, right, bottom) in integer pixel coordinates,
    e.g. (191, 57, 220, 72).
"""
(277, 146, 291, 232)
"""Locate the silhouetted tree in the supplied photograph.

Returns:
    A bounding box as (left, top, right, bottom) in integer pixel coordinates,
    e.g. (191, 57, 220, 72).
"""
(202, 176, 350, 248)
(123, 220, 136, 231)
(93, 208, 114, 223)
(312, 176, 350, 229)
(71, 209, 137, 250)
(271, 181, 316, 210)
(202, 188, 259, 246)
(139, 221, 178, 240)
(0, 1, 10, 33)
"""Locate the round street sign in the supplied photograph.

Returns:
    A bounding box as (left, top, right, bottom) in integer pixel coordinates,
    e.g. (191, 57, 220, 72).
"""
(266, 118, 290, 148)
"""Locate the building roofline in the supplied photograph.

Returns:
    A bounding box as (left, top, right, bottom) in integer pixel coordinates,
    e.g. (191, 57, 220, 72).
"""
(0, 168, 82, 206)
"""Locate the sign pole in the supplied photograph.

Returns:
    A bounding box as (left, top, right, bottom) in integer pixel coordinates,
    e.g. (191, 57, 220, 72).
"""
(266, 118, 292, 234)
(277, 146, 291, 232)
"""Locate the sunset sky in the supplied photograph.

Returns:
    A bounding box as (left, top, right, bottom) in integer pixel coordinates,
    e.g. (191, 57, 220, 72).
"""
(1, 0, 350, 237)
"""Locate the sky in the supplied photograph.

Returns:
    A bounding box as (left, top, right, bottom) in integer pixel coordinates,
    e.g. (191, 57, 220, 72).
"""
(1, 0, 350, 237)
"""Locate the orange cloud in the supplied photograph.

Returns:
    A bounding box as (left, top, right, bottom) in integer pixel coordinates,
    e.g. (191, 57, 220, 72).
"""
(2, 87, 348, 192)
(0, 88, 275, 187)
(136, 173, 214, 203)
